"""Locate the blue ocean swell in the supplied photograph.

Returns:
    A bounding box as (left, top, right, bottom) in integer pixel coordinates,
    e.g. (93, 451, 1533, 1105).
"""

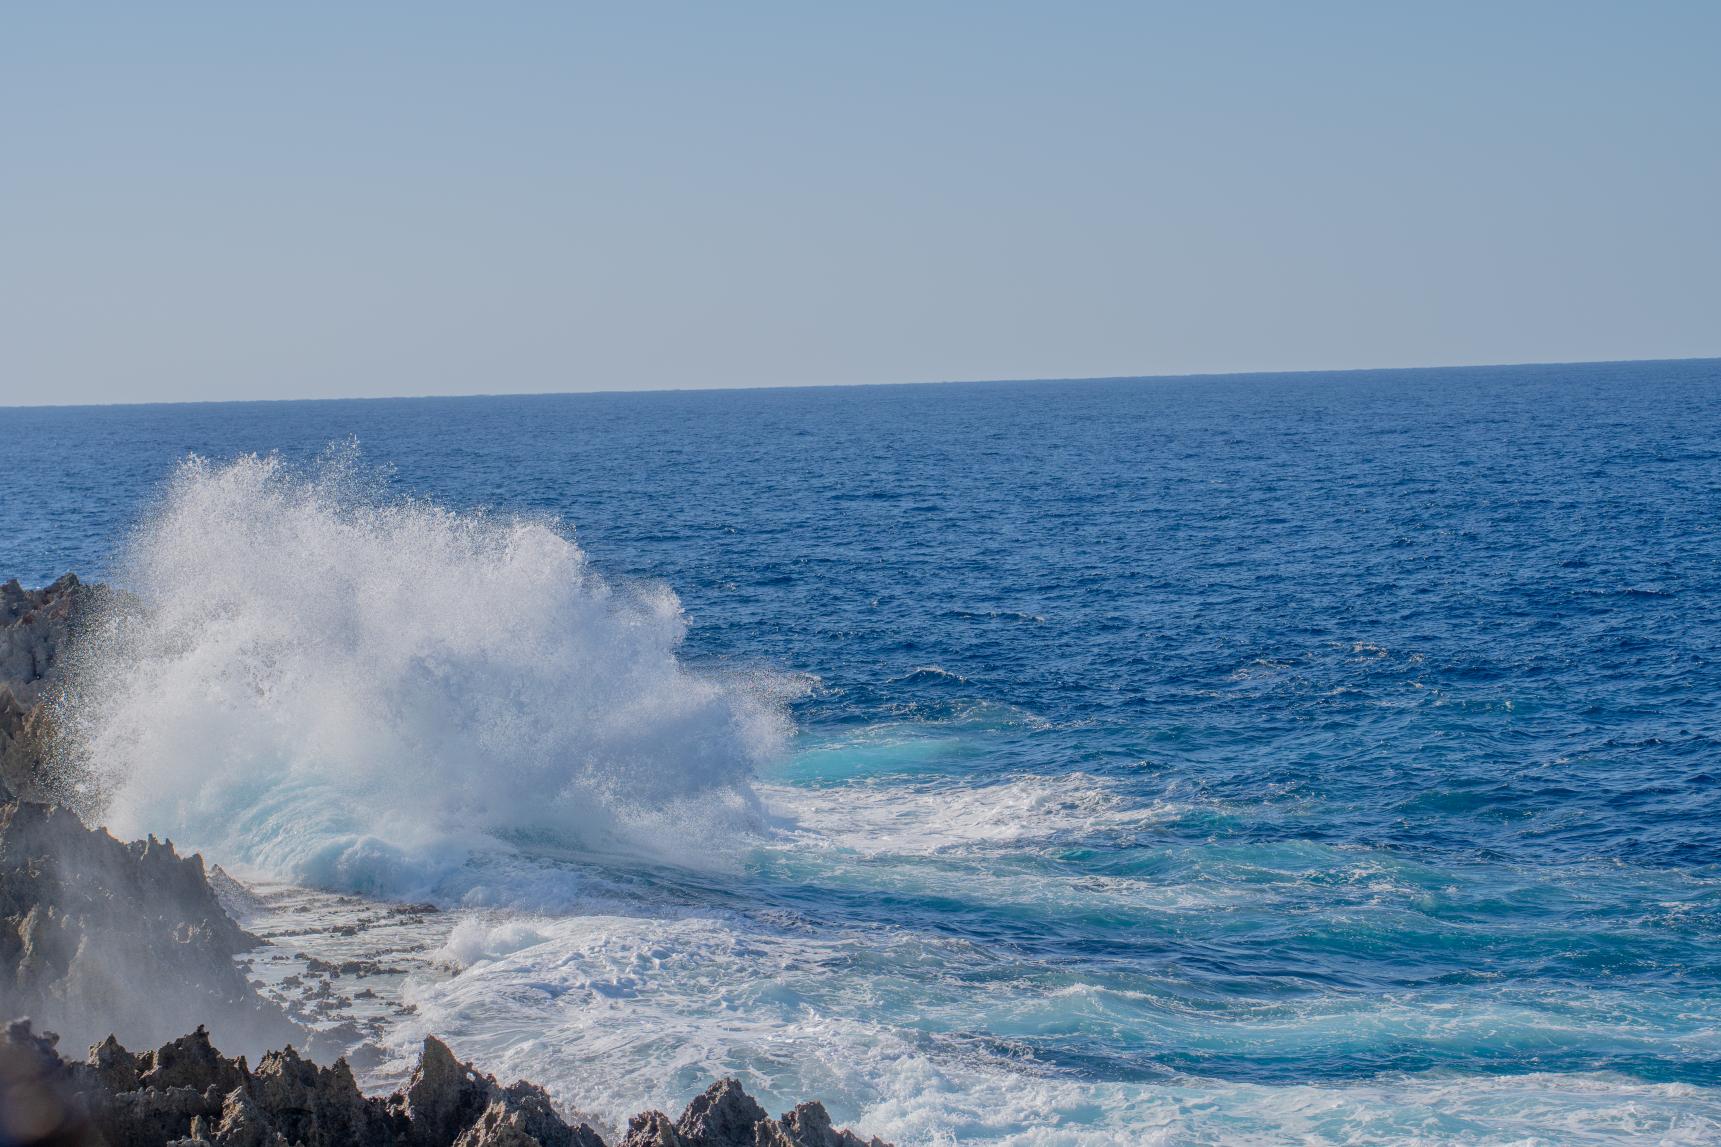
(4, 358, 1720, 1131)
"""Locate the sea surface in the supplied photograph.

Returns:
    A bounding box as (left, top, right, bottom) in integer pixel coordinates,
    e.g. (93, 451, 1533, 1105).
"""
(3, 359, 1720, 1145)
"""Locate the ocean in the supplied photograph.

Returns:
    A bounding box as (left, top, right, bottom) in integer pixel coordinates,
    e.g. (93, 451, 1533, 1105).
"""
(3, 358, 1720, 1144)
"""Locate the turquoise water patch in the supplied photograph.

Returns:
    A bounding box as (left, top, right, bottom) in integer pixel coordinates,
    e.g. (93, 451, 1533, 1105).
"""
(767, 729, 981, 785)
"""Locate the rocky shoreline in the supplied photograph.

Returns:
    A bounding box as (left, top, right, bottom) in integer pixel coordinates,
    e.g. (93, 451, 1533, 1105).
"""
(3, 1020, 882, 1147)
(0, 576, 891, 1147)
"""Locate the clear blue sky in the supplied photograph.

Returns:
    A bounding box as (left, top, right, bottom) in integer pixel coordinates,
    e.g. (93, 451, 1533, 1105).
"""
(2, 2, 1716, 405)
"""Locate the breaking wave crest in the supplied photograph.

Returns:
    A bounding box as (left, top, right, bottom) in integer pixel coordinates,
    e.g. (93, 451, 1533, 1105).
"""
(56, 445, 791, 897)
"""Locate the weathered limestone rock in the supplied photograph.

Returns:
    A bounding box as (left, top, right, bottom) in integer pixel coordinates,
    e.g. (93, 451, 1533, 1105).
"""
(0, 1022, 892, 1147)
(203, 1086, 292, 1147)
(616, 1086, 891, 1147)
(770, 1102, 888, 1147)
(249, 1043, 396, 1147)
(454, 1095, 605, 1147)
(0, 796, 298, 1055)
(618, 1110, 683, 1147)
(483, 1082, 606, 1147)
(138, 1027, 244, 1094)
(88, 1033, 142, 1092)
(0, 573, 94, 802)
(395, 1035, 494, 1146)
(674, 1079, 769, 1147)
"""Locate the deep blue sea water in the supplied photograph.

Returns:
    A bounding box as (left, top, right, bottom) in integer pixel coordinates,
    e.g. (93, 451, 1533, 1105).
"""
(3, 358, 1720, 1144)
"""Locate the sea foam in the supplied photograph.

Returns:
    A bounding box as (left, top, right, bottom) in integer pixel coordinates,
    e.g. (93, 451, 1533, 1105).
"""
(56, 444, 790, 897)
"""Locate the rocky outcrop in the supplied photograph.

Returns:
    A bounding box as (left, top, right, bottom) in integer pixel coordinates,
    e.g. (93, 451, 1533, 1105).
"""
(0, 796, 300, 1057)
(0, 573, 295, 1058)
(0, 573, 95, 801)
(0, 1024, 890, 1147)
(0, 576, 889, 1147)
(390, 1036, 604, 1147)
(622, 1078, 887, 1147)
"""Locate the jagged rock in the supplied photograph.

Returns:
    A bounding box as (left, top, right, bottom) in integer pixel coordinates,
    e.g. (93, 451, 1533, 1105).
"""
(1, 580, 288, 1060)
(162, 1088, 293, 1147)
(0, 573, 892, 1147)
(249, 1043, 395, 1146)
(206, 866, 268, 920)
(100, 1083, 224, 1147)
(487, 1081, 604, 1147)
(395, 1036, 493, 1146)
(139, 1027, 244, 1094)
(770, 1102, 884, 1147)
(618, 1086, 887, 1147)
(0, 575, 87, 694)
(674, 1080, 768, 1147)
(619, 1111, 683, 1147)
(0, 573, 94, 802)
(0, 796, 298, 1055)
(453, 1096, 603, 1147)
(87, 1032, 142, 1092)
(206, 1086, 291, 1147)
(393, 1036, 605, 1147)
(0, 1021, 893, 1147)
(166, 1112, 214, 1147)
(452, 1102, 542, 1147)
(778, 1103, 839, 1147)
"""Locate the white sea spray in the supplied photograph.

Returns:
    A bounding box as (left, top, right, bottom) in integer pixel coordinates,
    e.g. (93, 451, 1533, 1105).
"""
(55, 444, 793, 896)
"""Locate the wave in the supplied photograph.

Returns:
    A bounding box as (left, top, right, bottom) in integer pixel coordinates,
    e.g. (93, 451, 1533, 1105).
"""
(399, 910, 1721, 1145)
(762, 771, 1178, 857)
(55, 444, 793, 897)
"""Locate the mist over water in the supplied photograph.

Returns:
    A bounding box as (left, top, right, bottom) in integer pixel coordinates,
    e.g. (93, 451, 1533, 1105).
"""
(12, 362, 1721, 1143)
(58, 446, 790, 895)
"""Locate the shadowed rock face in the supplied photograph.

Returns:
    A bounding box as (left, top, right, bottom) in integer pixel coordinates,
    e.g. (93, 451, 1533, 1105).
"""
(612, 1077, 890, 1147)
(0, 573, 298, 1057)
(1, 1024, 891, 1147)
(0, 574, 95, 803)
(0, 797, 301, 1057)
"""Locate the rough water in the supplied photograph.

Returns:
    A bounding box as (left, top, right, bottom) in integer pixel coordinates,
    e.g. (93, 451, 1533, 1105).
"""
(57, 445, 790, 890)
(3, 359, 1720, 1144)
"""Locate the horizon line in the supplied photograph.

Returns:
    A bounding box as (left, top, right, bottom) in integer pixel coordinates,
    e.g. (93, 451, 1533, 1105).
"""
(3, 353, 1717, 412)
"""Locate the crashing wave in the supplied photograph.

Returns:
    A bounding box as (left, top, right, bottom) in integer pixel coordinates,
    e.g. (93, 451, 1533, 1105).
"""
(55, 444, 793, 898)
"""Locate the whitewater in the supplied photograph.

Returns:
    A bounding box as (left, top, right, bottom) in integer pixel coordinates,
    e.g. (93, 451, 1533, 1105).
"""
(12, 363, 1721, 1145)
(59, 445, 792, 892)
